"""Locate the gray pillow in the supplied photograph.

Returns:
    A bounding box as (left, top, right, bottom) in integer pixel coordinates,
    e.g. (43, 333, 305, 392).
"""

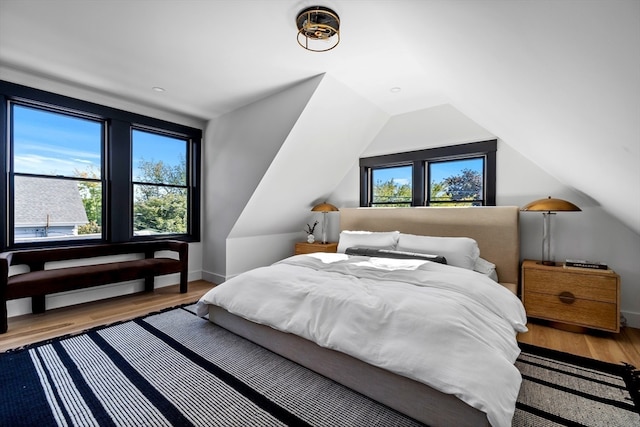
(345, 247, 447, 264)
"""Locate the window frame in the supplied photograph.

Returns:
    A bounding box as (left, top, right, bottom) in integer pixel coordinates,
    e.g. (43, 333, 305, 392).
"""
(369, 164, 413, 207)
(359, 140, 497, 207)
(131, 126, 191, 237)
(1, 81, 202, 251)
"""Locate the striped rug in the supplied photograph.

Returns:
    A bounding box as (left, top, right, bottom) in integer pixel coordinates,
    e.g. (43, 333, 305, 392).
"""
(515, 343, 639, 426)
(1, 306, 638, 426)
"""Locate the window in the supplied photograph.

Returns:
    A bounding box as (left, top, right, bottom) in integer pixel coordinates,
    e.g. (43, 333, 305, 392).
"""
(428, 157, 485, 206)
(12, 105, 103, 243)
(132, 130, 188, 236)
(1, 81, 202, 250)
(360, 140, 496, 207)
(370, 165, 412, 207)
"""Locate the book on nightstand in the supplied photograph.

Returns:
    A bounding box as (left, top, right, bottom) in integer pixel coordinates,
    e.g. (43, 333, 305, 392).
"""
(564, 259, 612, 272)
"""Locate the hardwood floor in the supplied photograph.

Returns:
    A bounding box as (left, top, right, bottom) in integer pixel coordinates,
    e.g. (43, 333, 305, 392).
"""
(517, 319, 640, 367)
(0, 280, 214, 352)
(2, 280, 639, 369)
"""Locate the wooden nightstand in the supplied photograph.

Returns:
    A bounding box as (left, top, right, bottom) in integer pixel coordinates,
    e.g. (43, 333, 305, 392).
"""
(294, 242, 338, 255)
(521, 260, 620, 332)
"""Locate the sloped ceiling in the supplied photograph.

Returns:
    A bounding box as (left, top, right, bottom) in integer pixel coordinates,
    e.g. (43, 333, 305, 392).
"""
(0, 1, 638, 234)
(229, 74, 388, 238)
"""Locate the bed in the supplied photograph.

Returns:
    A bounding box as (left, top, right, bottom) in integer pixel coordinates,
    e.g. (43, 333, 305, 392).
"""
(197, 206, 526, 427)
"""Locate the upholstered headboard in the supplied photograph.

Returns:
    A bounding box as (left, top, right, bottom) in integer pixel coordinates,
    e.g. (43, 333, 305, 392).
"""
(339, 207, 520, 291)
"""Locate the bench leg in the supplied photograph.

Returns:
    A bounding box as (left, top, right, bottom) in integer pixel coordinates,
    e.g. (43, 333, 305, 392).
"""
(1, 302, 7, 333)
(179, 270, 188, 294)
(145, 276, 154, 292)
(32, 296, 46, 314)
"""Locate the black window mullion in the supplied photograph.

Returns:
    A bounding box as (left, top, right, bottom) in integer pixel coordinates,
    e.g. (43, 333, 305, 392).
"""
(412, 160, 424, 206)
(189, 136, 201, 238)
(108, 119, 132, 243)
(485, 150, 496, 206)
(359, 166, 370, 207)
(1, 96, 8, 251)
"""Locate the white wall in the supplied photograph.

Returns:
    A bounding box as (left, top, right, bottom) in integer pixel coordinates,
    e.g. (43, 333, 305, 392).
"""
(201, 75, 325, 284)
(329, 104, 640, 328)
(203, 75, 389, 281)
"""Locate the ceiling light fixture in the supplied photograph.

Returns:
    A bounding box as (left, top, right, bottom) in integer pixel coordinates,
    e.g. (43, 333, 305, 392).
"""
(390, 87, 402, 93)
(296, 6, 340, 52)
(152, 86, 165, 92)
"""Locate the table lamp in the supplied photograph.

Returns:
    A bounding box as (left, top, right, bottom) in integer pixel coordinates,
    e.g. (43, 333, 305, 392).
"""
(521, 196, 581, 266)
(311, 202, 339, 244)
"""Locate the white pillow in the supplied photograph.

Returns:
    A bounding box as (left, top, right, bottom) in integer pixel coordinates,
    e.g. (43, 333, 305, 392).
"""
(337, 230, 399, 253)
(474, 257, 499, 282)
(396, 233, 480, 270)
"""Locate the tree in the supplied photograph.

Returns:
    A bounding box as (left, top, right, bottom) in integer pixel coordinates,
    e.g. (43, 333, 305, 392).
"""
(431, 168, 482, 206)
(75, 166, 102, 235)
(429, 181, 447, 202)
(74, 157, 189, 236)
(373, 178, 411, 206)
(133, 191, 187, 233)
(133, 157, 187, 234)
(442, 168, 482, 201)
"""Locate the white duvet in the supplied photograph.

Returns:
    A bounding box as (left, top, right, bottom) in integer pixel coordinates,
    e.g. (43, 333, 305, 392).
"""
(196, 253, 528, 427)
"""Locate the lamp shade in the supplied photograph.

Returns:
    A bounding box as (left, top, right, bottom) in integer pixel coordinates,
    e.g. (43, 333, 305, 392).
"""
(311, 202, 339, 213)
(521, 197, 581, 212)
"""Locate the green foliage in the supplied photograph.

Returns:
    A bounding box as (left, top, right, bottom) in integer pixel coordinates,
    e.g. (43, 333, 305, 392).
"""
(136, 157, 186, 187)
(373, 168, 483, 207)
(77, 220, 101, 235)
(430, 168, 482, 206)
(372, 178, 412, 206)
(75, 166, 102, 235)
(74, 157, 189, 236)
(133, 191, 187, 234)
(133, 156, 188, 234)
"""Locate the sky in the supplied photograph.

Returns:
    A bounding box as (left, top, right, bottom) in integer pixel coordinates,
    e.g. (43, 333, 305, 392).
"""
(373, 157, 483, 186)
(12, 104, 185, 180)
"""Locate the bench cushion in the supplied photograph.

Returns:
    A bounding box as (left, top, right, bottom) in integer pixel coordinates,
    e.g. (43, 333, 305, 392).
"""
(6, 258, 182, 299)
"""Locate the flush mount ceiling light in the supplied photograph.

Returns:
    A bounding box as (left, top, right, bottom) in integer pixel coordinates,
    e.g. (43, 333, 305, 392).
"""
(296, 6, 340, 52)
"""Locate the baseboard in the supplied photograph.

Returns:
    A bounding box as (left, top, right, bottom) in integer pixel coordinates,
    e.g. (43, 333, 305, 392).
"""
(202, 269, 226, 285)
(622, 310, 640, 329)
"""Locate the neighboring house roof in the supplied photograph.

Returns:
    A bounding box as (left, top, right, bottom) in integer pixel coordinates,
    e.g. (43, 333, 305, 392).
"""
(14, 176, 89, 226)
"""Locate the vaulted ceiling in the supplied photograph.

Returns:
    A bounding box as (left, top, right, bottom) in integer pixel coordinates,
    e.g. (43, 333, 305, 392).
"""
(1, 0, 638, 234)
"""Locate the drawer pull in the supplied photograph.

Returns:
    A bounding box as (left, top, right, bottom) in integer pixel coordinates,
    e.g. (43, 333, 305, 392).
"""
(558, 291, 576, 304)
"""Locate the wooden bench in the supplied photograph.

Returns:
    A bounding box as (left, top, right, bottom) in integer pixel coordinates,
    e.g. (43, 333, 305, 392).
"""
(0, 240, 189, 333)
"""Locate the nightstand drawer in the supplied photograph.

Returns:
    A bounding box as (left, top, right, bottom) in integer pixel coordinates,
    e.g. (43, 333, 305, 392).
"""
(524, 292, 618, 331)
(295, 242, 338, 255)
(523, 269, 617, 303)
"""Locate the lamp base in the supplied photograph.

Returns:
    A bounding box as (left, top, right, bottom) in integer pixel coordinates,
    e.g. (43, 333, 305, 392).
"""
(538, 260, 560, 267)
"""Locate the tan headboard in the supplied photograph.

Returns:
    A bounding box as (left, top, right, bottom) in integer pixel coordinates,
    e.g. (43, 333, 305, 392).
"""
(340, 207, 520, 289)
